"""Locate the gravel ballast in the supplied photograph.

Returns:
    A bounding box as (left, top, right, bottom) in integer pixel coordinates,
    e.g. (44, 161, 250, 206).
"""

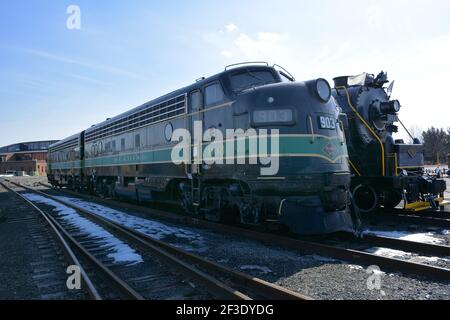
(6, 176, 450, 300)
(0, 181, 87, 300)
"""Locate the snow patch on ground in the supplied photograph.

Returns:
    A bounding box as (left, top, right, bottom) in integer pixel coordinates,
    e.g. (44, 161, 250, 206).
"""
(366, 247, 411, 259)
(239, 265, 272, 274)
(365, 247, 450, 264)
(347, 264, 364, 271)
(363, 229, 445, 245)
(22, 193, 143, 265)
(54, 195, 207, 252)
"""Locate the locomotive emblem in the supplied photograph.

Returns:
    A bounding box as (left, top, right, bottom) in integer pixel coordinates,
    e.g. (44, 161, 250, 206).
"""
(407, 148, 417, 158)
(323, 142, 338, 158)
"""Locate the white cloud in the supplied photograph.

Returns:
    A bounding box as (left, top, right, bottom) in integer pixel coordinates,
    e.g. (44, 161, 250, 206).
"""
(226, 23, 238, 32)
(8, 47, 146, 80)
(221, 50, 233, 58)
(208, 24, 450, 112)
(203, 27, 290, 63)
(235, 32, 285, 58)
(367, 4, 382, 29)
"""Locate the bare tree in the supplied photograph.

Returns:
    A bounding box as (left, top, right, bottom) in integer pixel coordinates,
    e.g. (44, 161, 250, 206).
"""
(407, 125, 423, 144)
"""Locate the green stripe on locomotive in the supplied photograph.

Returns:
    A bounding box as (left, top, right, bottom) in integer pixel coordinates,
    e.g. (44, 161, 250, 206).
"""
(50, 135, 347, 170)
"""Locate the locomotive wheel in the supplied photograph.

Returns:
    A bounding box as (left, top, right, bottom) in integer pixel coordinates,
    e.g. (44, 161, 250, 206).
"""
(382, 189, 402, 210)
(352, 184, 379, 213)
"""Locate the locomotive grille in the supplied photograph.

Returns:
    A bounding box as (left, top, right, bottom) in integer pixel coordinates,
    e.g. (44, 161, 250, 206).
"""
(85, 94, 186, 142)
(49, 138, 78, 153)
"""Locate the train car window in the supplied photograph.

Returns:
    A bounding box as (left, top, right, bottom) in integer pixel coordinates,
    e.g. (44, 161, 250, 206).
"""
(112, 140, 116, 152)
(190, 90, 202, 111)
(121, 138, 125, 151)
(204, 82, 225, 106)
(135, 134, 140, 148)
(230, 70, 276, 92)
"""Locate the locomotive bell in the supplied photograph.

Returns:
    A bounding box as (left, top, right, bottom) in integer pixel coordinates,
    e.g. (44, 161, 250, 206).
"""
(374, 71, 389, 87)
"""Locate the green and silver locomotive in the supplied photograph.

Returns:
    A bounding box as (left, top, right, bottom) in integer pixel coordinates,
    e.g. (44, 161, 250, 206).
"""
(48, 63, 359, 235)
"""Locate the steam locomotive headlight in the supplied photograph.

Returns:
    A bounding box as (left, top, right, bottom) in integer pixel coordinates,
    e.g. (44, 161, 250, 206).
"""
(380, 100, 401, 114)
(392, 100, 401, 112)
(315, 79, 331, 102)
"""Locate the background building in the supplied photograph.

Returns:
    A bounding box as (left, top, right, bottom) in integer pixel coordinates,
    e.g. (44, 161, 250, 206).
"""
(0, 140, 59, 176)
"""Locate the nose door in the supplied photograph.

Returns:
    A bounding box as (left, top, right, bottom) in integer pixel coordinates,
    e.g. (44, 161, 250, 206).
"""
(187, 89, 204, 175)
(187, 89, 205, 208)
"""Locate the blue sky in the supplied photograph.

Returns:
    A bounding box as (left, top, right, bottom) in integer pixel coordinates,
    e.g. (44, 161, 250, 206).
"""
(1, 0, 449, 146)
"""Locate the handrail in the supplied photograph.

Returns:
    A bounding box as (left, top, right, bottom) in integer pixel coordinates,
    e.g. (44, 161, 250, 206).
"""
(349, 159, 362, 176)
(394, 153, 399, 177)
(398, 118, 415, 142)
(307, 116, 315, 144)
(225, 62, 269, 71)
(337, 86, 385, 177)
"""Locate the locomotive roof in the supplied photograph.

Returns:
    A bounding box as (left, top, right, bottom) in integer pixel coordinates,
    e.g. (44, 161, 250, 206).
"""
(49, 64, 283, 150)
(49, 133, 79, 149)
(84, 65, 277, 134)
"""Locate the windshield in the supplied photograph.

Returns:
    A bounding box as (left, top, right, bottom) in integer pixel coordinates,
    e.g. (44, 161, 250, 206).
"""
(230, 70, 277, 92)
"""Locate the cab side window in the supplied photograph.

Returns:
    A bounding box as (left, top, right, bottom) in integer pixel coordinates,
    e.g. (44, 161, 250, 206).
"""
(190, 90, 202, 112)
(204, 82, 225, 107)
(279, 72, 292, 83)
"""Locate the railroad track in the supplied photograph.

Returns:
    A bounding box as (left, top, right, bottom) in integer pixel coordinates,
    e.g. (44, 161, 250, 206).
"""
(0, 181, 102, 299)
(30, 181, 450, 282)
(0, 183, 90, 300)
(1, 179, 311, 300)
(389, 209, 450, 220)
(363, 210, 450, 230)
(356, 233, 450, 257)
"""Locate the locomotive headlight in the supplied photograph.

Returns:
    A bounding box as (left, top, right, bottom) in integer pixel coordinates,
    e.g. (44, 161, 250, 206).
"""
(315, 79, 332, 102)
(392, 100, 401, 112)
(380, 100, 401, 114)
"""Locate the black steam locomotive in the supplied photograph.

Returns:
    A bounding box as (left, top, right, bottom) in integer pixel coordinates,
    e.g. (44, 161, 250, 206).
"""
(332, 72, 447, 213)
(48, 63, 359, 235)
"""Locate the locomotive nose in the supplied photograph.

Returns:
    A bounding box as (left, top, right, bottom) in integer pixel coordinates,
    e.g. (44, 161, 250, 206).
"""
(237, 79, 338, 129)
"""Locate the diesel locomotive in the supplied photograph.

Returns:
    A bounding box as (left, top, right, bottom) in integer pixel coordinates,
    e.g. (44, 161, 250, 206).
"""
(332, 71, 447, 213)
(48, 63, 359, 235)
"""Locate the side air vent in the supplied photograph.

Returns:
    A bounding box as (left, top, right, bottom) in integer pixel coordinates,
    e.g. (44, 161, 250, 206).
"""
(85, 94, 187, 143)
